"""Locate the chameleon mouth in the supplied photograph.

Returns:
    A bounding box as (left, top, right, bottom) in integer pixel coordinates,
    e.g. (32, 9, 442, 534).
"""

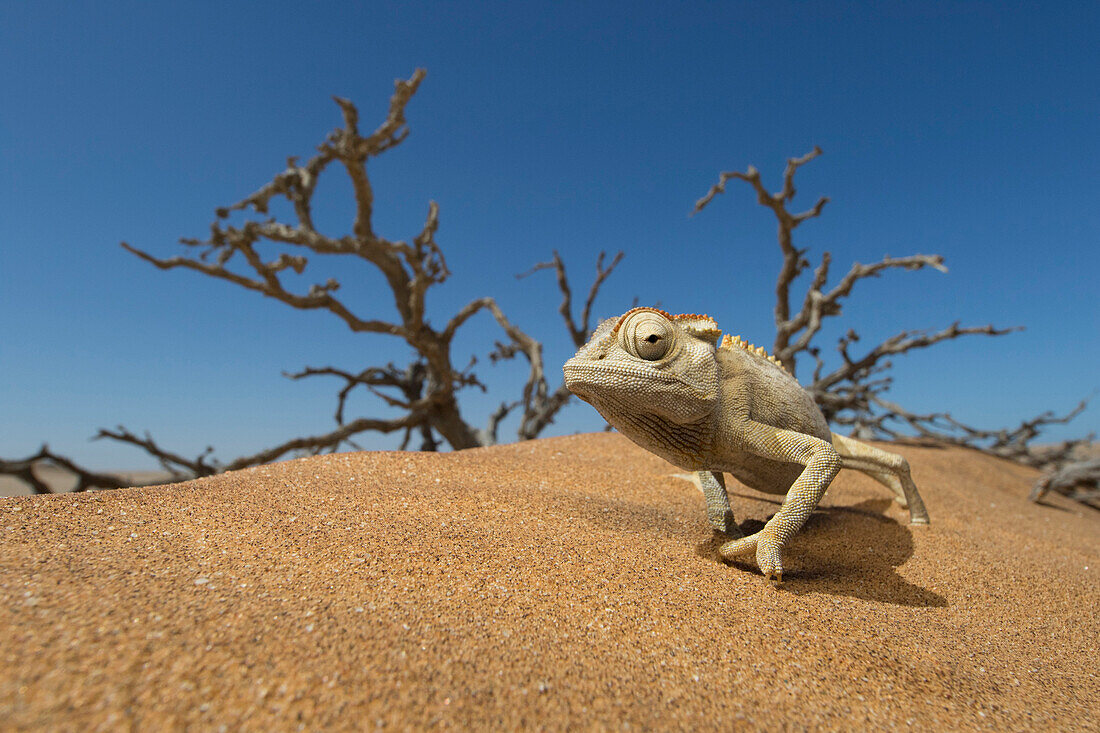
(561, 362, 595, 398)
(562, 359, 695, 397)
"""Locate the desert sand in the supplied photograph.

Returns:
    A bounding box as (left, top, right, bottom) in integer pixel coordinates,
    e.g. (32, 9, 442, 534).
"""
(1, 433, 1097, 730)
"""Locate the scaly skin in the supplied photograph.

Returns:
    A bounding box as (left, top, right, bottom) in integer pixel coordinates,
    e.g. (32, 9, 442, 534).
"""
(563, 307, 929, 582)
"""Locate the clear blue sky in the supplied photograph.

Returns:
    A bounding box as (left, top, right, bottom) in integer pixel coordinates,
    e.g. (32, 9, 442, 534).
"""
(2, 1, 1097, 470)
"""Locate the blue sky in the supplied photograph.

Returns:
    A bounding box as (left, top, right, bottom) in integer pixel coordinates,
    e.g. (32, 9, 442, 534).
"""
(2, 1, 1097, 470)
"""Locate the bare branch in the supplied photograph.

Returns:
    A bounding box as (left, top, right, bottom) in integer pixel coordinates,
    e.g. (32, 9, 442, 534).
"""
(477, 300, 547, 438)
(92, 408, 430, 480)
(811, 322, 1022, 402)
(518, 250, 624, 346)
(1030, 457, 1100, 507)
(780, 146, 824, 202)
(329, 69, 426, 241)
(216, 155, 334, 231)
(848, 396, 1095, 477)
(285, 362, 431, 425)
(121, 241, 405, 336)
(692, 148, 830, 370)
(827, 391, 1095, 502)
(0, 452, 54, 494)
(580, 251, 624, 340)
(444, 296, 570, 442)
(478, 400, 522, 446)
(693, 147, 825, 218)
(222, 413, 425, 469)
(123, 70, 436, 339)
(460, 249, 624, 441)
(777, 253, 950, 366)
(96, 427, 219, 478)
(0, 446, 137, 494)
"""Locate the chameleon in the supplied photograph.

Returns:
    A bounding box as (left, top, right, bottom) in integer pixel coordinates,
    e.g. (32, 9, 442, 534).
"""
(562, 306, 929, 582)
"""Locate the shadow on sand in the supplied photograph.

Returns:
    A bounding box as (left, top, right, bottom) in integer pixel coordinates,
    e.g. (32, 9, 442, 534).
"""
(696, 498, 947, 608)
(547, 486, 945, 608)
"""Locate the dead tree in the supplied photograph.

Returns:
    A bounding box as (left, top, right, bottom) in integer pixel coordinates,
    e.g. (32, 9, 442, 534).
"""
(1030, 457, 1100, 509)
(693, 147, 1094, 502)
(1, 70, 621, 494)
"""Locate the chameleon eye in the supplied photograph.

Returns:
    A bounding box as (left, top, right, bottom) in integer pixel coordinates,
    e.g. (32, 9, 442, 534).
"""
(626, 313, 673, 360)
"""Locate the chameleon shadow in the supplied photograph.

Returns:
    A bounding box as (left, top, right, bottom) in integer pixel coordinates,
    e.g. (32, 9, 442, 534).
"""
(696, 498, 947, 608)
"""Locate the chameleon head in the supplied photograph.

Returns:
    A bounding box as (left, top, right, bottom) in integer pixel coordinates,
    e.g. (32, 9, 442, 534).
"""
(562, 307, 720, 424)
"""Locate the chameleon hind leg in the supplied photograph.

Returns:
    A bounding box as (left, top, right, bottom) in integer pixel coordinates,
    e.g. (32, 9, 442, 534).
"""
(863, 469, 910, 506)
(696, 470, 741, 537)
(830, 433, 930, 525)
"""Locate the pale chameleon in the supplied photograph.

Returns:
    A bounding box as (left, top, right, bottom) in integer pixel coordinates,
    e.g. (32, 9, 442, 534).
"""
(563, 307, 929, 582)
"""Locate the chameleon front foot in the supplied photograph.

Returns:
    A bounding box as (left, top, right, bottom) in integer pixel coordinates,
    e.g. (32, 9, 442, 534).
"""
(693, 471, 742, 537)
(709, 508, 743, 538)
(720, 531, 784, 582)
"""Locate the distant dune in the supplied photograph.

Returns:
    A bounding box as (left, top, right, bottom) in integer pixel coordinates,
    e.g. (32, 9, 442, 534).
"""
(1, 434, 1096, 729)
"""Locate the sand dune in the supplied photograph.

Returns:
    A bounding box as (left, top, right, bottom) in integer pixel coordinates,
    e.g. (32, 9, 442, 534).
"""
(1, 433, 1096, 729)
